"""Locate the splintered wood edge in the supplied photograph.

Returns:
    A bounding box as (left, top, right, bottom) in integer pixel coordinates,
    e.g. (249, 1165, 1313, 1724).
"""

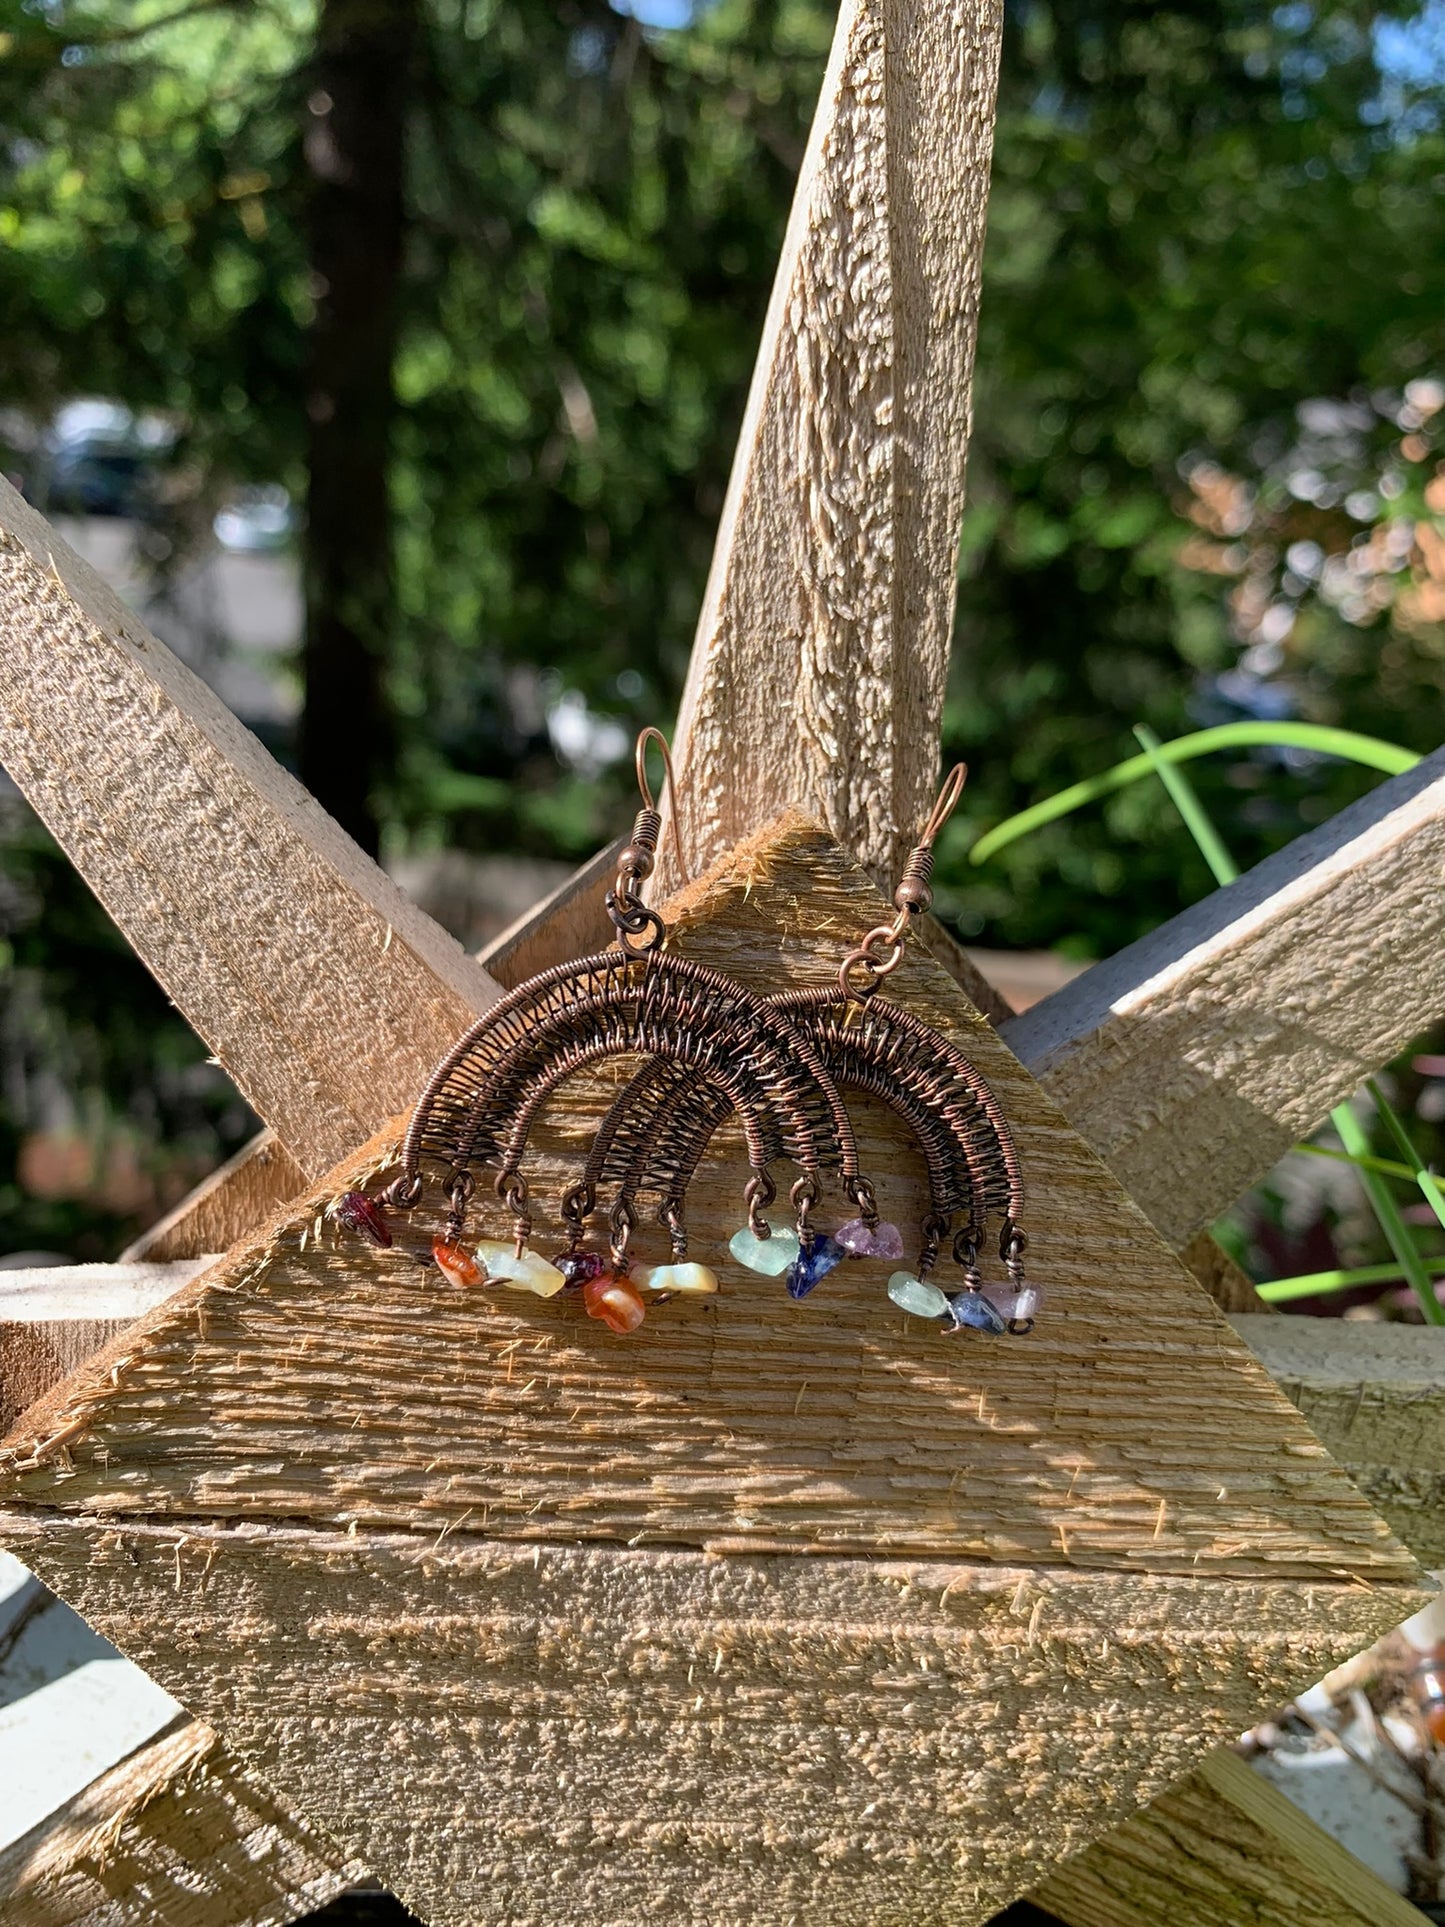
(0, 1715, 366, 1922)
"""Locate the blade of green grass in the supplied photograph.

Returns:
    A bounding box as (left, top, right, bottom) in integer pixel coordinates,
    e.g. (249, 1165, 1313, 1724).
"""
(1367, 1077, 1445, 1237)
(1331, 1102, 1445, 1324)
(1133, 725, 1239, 886)
(968, 722, 1420, 866)
(1257, 1259, 1445, 1304)
(1289, 1141, 1420, 1185)
(1112, 731, 1445, 1325)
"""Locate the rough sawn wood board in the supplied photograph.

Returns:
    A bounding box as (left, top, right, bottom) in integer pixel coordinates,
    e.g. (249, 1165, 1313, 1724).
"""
(0, 819, 1426, 1926)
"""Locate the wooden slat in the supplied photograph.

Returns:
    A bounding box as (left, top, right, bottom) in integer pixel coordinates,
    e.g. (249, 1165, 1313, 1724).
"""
(1032, 1747, 1427, 1927)
(1003, 746, 1445, 1248)
(1235, 1311, 1445, 1568)
(0, 819, 1423, 1926)
(0, 1717, 365, 1927)
(667, 0, 1003, 894)
(0, 1264, 208, 1432)
(0, 477, 498, 1180)
(122, 842, 634, 1270)
(122, 1136, 307, 1265)
(0, 1513, 1414, 1927)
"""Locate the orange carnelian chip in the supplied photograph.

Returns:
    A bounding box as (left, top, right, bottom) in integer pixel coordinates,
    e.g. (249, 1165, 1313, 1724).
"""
(582, 1272, 646, 1334)
(432, 1237, 484, 1288)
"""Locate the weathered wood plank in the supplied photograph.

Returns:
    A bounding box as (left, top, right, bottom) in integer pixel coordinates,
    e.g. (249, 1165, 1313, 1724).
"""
(1235, 1311, 1445, 1568)
(0, 476, 497, 1180)
(0, 1716, 364, 1927)
(0, 1264, 208, 1432)
(0, 817, 1423, 1925)
(0, 1514, 1413, 1927)
(122, 842, 635, 1271)
(1003, 746, 1445, 1247)
(1, 820, 1416, 1585)
(122, 1136, 308, 1265)
(667, 0, 1003, 893)
(1032, 1746, 1427, 1927)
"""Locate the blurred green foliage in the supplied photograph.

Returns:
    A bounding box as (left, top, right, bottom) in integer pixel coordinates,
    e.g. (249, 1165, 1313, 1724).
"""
(0, 0, 1443, 1255)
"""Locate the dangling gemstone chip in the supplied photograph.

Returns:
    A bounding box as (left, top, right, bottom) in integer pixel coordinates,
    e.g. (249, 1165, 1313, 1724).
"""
(729, 1222, 801, 1276)
(333, 1190, 392, 1248)
(989, 1283, 1045, 1324)
(583, 1272, 647, 1333)
(886, 1272, 950, 1319)
(836, 1217, 906, 1260)
(432, 1237, 484, 1288)
(474, 1241, 568, 1298)
(634, 1262, 720, 1295)
(946, 1290, 1007, 1334)
(554, 1249, 606, 1291)
(785, 1235, 845, 1300)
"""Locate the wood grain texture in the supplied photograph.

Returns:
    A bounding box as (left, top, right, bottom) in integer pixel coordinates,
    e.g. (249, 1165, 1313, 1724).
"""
(0, 1263, 207, 1432)
(0, 476, 497, 1180)
(0, 1513, 1414, 1927)
(1003, 747, 1445, 1247)
(480, 836, 629, 986)
(0, 820, 1418, 1588)
(0, 1716, 363, 1927)
(667, 0, 1002, 894)
(1177, 1232, 1269, 1316)
(0, 820, 1426, 1925)
(1235, 1311, 1445, 1568)
(123, 1136, 307, 1265)
(1032, 1746, 1427, 1927)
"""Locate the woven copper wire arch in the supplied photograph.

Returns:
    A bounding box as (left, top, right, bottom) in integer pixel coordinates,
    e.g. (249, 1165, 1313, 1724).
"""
(387, 949, 856, 1232)
(765, 987, 1027, 1274)
(588, 1054, 883, 1258)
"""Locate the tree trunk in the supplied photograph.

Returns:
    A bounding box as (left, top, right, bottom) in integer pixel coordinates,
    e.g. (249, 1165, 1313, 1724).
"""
(300, 0, 419, 856)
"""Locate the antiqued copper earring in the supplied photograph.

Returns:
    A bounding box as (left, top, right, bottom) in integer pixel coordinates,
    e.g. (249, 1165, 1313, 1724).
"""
(332, 730, 881, 1330)
(768, 767, 1039, 1337)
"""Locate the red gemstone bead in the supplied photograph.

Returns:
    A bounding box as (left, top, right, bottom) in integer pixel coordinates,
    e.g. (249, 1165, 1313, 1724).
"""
(554, 1250, 606, 1290)
(333, 1190, 392, 1248)
(582, 1272, 646, 1334)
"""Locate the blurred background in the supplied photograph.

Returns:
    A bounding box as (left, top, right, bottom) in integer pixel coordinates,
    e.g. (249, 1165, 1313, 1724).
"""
(0, 0, 1443, 1308)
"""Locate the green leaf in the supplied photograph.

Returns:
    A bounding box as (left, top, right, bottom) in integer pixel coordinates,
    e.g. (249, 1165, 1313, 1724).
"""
(1290, 1142, 1420, 1185)
(968, 724, 1420, 867)
(1257, 1258, 1445, 1305)
(1367, 1078, 1445, 1241)
(1331, 1102, 1445, 1325)
(1132, 724, 1239, 887)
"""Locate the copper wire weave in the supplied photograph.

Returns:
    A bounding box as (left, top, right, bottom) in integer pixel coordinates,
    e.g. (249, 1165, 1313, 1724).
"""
(387, 949, 857, 1235)
(588, 985, 1025, 1276)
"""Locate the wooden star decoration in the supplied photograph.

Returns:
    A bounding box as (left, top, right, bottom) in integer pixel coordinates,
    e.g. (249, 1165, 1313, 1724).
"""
(0, 817, 1426, 1925)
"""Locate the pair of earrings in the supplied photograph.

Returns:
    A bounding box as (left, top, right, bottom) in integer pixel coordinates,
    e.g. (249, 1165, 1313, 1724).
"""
(334, 732, 1037, 1339)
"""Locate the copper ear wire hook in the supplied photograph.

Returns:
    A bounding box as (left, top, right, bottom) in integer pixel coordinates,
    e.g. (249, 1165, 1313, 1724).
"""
(921, 762, 968, 847)
(838, 763, 970, 1000)
(635, 726, 689, 889)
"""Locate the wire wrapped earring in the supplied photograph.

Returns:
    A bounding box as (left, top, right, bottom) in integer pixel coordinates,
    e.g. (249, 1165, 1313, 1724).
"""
(333, 731, 878, 1330)
(768, 767, 1040, 1337)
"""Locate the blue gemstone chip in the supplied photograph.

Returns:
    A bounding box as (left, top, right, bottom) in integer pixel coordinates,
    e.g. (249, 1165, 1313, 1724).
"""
(946, 1290, 1007, 1334)
(785, 1234, 846, 1300)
